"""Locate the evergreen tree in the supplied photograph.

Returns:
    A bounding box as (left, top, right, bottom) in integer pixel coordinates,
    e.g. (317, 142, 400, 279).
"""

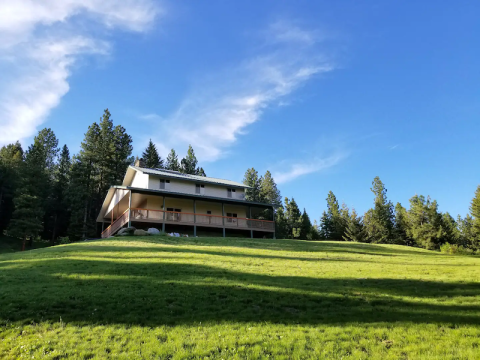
(363, 177, 395, 244)
(142, 139, 163, 169)
(259, 171, 282, 205)
(470, 185, 480, 242)
(0, 142, 23, 232)
(197, 167, 207, 177)
(112, 123, 133, 184)
(299, 208, 312, 240)
(165, 149, 180, 171)
(319, 210, 334, 240)
(274, 206, 288, 239)
(243, 168, 262, 202)
(441, 212, 461, 245)
(49, 145, 71, 243)
(180, 145, 199, 175)
(324, 191, 344, 239)
(342, 208, 365, 242)
(8, 131, 57, 248)
(406, 195, 445, 250)
(394, 202, 412, 245)
(284, 197, 302, 239)
(457, 215, 478, 250)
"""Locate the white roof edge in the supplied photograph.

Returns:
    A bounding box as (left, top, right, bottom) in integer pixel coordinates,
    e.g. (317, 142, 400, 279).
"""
(129, 165, 251, 188)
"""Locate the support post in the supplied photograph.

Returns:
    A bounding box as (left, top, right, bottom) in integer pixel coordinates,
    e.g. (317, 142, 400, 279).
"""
(272, 206, 276, 239)
(128, 190, 132, 227)
(111, 209, 113, 225)
(162, 196, 166, 233)
(249, 206, 253, 239)
(222, 203, 225, 238)
(193, 199, 197, 237)
(102, 222, 105, 232)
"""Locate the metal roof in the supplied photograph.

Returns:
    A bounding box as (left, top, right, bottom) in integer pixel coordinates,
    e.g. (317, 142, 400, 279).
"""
(129, 165, 250, 189)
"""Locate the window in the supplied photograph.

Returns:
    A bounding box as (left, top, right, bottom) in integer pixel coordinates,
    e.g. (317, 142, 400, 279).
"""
(226, 212, 237, 223)
(227, 188, 236, 198)
(160, 179, 170, 190)
(206, 211, 212, 215)
(195, 184, 205, 195)
(166, 207, 181, 221)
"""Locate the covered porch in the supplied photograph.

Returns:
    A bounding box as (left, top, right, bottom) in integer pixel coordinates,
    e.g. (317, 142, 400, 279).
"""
(98, 188, 275, 238)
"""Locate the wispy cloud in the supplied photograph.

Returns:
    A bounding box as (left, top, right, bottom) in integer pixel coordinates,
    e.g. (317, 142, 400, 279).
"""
(146, 20, 335, 162)
(0, 0, 161, 146)
(272, 153, 347, 184)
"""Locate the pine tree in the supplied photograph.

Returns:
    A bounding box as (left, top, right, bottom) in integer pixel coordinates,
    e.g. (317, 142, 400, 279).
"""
(324, 191, 344, 239)
(441, 212, 460, 245)
(319, 211, 334, 240)
(259, 171, 282, 205)
(197, 167, 206, 177)
(342, 208, 365, 242)
(394, 202, 412, 245)
(274, 206, 288, 239)
(8, 136, 53, 249)
(284, 197, 302, 239)
(112, 123, 133, 184)
(363, 177, 395, 244)
(142, 139, 163, 169)
(457, 214, 477, 249)
(0, 142, 23, 233)
(243, 168, 262, 202)
(180, 145, 199, 175)
(49, 145, 71, 243)
(165, 149, 180, 171)
(406, 195, 445, 250)
(470, 185, 480, 242)
(299, 208, 312, 240)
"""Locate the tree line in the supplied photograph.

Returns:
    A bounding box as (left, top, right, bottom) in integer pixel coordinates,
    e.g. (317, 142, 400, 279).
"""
(244, 172, 479, 252)
(0, 109, 207, 247)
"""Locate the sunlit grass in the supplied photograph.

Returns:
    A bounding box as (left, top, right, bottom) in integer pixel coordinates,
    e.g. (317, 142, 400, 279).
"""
(1, 237, 479, 359)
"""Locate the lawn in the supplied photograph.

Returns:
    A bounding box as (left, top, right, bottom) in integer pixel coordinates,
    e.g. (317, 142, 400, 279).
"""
(0, 237, 479, 359)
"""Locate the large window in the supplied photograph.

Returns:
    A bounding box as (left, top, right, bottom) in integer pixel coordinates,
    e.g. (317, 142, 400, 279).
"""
(227, 188, 236, 198)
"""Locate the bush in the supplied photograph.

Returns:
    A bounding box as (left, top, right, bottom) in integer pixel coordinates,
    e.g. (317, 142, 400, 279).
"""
(58, 236, 71, 245)
(440, 242, 476, 255)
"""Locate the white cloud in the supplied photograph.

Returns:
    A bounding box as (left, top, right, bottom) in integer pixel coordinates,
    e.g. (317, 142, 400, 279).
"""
(0, 0, 160, 146)
(272, 153, 346, 184)
(147, 22, 334, 162)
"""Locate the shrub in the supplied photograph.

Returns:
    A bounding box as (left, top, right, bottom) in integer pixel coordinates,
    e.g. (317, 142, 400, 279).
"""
(440, 242, 476, 255)
(58, 236, 71, 245)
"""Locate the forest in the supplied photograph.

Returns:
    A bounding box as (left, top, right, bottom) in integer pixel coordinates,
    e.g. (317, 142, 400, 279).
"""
(1, 109, 479, 254)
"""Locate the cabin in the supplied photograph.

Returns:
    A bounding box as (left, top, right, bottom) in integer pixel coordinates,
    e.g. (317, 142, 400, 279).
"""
(97, 165, 276, 238)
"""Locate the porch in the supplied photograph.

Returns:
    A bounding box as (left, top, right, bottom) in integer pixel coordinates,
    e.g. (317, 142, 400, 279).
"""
(99, 188, 275, 238)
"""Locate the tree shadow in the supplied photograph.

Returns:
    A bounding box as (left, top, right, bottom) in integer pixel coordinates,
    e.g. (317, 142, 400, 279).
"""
(1, 256, 479, 328)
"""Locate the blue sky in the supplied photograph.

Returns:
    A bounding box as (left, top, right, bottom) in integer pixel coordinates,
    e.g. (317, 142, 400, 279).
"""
(1, 0, 479, 221)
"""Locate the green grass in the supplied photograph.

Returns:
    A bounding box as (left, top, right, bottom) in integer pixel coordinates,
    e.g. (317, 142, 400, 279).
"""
(0, 235, 50, 254)
(1, 237, 479, 359)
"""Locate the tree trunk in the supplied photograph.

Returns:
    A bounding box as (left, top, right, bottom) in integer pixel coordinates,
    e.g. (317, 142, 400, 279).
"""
(22, 235, 26, 251)
(83, 199, 88, 240)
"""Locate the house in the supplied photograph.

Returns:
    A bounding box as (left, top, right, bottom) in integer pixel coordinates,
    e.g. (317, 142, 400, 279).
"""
(97, 164, 276, 238)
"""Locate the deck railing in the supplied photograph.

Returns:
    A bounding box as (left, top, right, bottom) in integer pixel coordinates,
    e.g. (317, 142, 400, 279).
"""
(130, 208, 274, 231)
(101, 209, 130, 238)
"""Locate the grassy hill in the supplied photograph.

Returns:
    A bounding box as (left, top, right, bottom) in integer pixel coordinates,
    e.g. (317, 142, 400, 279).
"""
(0, 237, 479, 359)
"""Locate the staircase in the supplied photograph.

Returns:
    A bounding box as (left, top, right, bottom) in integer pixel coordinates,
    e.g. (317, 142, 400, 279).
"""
(101, 209, 130, 238)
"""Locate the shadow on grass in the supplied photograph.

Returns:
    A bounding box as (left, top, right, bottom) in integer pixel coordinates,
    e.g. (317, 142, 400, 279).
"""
(1, 255, 479, 327)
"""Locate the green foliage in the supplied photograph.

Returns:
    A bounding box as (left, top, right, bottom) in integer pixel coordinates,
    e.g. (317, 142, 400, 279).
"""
(0, 141, 24, 232)
(284, 197, 302, 239)
(259, 170, 282, 206)
(441, 212, 461, 245)
(299, 208, 312, 240)
(457, 214, 478, 249)
(394, 202, 412, 245)
(406, 195, 445, 250)
(364, 177, 395, 244)
(58, 236, 71, 245)
(342, 208, 365, 242)
(179, 145, 205, 175)
(142, 139, 163, 169)
(440, 242, 477, 256)
(243, 168, 262, 202)
(470, 185, 480, 242)
(165, 149, 180, 171)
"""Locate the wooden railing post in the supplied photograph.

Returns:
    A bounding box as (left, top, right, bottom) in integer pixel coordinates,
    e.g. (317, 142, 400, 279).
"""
(128, 190, 132, 228)
(162, 196, 166, 233)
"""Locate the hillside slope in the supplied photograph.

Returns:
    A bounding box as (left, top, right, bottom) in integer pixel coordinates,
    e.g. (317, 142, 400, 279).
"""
(1, 237, 479, 359)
